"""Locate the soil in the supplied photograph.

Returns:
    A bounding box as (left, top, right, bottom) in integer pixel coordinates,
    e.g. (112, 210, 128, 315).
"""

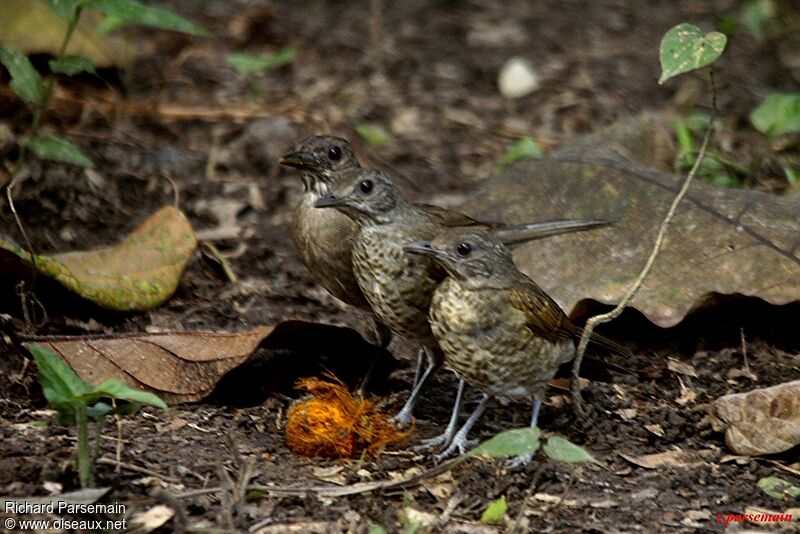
(1, 1, 799, 533)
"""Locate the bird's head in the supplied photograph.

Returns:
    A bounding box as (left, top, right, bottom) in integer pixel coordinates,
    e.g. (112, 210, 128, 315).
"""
(314, 168, 404, 224)
(404, 230, 516, 285)
(279, 136, 359, 193)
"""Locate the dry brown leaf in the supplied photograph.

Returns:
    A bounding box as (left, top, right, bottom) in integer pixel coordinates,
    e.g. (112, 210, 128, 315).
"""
(711, 380, 800, 456)
(23, 326, 274, 404)
(667, 358, 698, 377)
(619, 448, 714, 469)
(1, 206, 197, 311)
(462, 114, 800, 327)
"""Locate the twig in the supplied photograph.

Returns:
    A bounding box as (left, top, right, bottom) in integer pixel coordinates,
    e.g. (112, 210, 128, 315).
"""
(96, 456, 180, 483)
(151, 488, 188, 534)
(740, 327, 750, 375)
(570, 70, 718, 416)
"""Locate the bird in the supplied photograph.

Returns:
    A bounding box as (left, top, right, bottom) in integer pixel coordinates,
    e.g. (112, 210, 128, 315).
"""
(278, 136, 392, 350)
(313, 167, 612, 439)
(404, 229, 626, 465)
(280, 136, 610, 402)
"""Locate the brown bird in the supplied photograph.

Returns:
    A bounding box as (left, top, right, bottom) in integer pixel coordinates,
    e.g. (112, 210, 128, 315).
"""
(314, 167, 611, 433)
(405, 230, 625, 464)
(280, 136, 609, 399)
(278, 136, 392, 350)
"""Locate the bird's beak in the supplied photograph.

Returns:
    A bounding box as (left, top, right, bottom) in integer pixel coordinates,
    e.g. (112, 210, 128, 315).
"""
(314, 193, 347, 208)
(278, 151, 312, 169)
(403, 241, 440, 258)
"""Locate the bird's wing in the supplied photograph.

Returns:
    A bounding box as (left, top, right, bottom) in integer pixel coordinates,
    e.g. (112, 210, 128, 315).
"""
(509, 281, 575, 344)
(415, 203, 502, 228)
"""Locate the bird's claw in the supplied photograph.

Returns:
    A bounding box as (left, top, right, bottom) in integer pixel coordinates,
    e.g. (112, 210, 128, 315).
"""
(389, 409, 413, 429)
(409, 431, 453, 452)
(505, 453, 534, 469)
(433, 437, 478, 463)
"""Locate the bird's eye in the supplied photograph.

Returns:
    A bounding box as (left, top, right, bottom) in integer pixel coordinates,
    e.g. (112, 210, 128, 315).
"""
(328, 146, 342, 161)
(359, 180, 374, 194)
(456, 242, 472, 256)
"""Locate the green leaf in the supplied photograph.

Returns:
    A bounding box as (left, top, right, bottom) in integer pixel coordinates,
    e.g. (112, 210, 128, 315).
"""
(87, 401, 113, 419)
(673, 118, 693, 159)
(44, 0, 81, 19)
(757, 476, 800, 500)
(80, 379, 167, 409)
(498, 136, 543, 170)
(658, 23, 727, 84)
(368, 524, 388, 534)
(542, 436, 596, 463)
(49, 55, 96, 76)
(0, 47, 44, 104)
(29, 345, 92, 422)
(783, 165, 799, 185)
(84, 0, 211, 37)
(751, 93, 800, 137)
(227, 48, 296, 74)
(468, 427, 541, 459)
(27, 133, 94, 167)
(480, 495, 507, 524)
(741, 0, 775, 39)
(356, 123, 391, 147)
(96, 15, 127, 35)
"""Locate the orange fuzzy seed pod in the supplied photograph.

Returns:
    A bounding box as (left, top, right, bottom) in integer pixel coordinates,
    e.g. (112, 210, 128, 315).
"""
(285, 375, 409, 459)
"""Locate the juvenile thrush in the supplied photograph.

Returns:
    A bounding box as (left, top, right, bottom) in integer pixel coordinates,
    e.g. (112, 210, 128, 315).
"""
(405, 229, 625, 464)
(314, 168, 611, 431)
(280, 136, 609, 400)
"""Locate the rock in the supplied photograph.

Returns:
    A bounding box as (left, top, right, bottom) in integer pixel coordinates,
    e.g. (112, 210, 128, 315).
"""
(498, 57, 539, 99)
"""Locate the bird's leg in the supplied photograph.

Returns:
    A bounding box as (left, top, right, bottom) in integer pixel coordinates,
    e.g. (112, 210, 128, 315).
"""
(410, 378, 465, 451)
(571, 349, 587, 417)
(410, 347, 424, 389)
(506, 392, 543, 469)
(356, 320, 393, 396)
(434, 393, 490, 463)
(390, 347, 439, 428)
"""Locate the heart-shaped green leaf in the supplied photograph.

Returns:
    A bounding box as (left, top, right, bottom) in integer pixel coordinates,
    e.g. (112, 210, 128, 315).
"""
(27, 133, 94, 167)
(227, 48, 296, 74)
(498, 136, 543, 170)
(750, 92, 800, 137)
(0, 46, 43, 104)
(43, 0, 81, 19)
(480, 496, 508, 524)
(468, 427, 541, 458)
(84, 0, 211, 37)
(542, 436, 596, 463)
(658, 23, 726, 84)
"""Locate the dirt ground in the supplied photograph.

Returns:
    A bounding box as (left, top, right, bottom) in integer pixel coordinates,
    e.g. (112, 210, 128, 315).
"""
(1, 0, 799, 532)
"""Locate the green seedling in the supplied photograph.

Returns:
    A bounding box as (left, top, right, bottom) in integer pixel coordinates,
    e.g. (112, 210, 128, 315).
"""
(29, 345, 167, 488)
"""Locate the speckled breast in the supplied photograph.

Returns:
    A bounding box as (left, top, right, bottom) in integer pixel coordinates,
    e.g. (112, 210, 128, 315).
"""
(352, 224, 439, 346)
(429, 278, 574, 398)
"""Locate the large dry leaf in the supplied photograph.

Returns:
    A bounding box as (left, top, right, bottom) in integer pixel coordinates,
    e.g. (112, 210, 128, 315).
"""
(24, 326, 275, 404)
(0, 206, 197, 311)
(711, 380, 800, 456)
(461, 115, 800, 327)
(0, 0, 130, 68)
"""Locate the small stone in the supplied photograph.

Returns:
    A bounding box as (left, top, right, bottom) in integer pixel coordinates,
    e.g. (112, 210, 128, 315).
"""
(498, 57, 539, 99)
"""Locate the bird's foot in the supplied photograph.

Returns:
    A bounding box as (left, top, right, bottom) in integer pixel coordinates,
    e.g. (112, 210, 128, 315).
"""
(433, 435, 478, 463)
(505, 453, 534, 469)
(409, 430, 454, 452)
(389, 408, 414, 429)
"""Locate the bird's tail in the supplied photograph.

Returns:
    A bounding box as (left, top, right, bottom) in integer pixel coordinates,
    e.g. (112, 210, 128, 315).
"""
(496, 219, 612, 247)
